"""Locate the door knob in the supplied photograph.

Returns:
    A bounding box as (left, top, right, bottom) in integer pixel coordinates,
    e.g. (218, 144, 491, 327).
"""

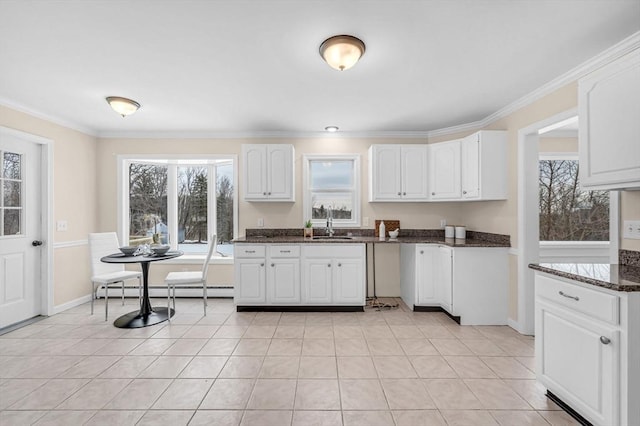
(32, 240, 43, 246)
(600, 336, 611, 345)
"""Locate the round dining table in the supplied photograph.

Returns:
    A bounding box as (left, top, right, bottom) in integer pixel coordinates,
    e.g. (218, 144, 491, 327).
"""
(101, 250, 183, 328)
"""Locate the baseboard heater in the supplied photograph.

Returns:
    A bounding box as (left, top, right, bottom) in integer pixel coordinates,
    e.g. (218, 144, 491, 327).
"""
(95, 285, 234, 299)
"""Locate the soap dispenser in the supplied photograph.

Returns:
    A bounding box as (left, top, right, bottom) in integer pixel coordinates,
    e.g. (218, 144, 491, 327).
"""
(379, 221, 386, 241)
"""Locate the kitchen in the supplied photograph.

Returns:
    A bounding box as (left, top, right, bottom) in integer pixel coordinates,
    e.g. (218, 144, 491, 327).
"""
(1, 1, 640, 425)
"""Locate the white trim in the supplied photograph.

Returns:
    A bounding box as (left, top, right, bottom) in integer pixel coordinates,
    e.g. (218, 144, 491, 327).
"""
(53, 239, 88, 249)
(538, 152, 578, 161)
(302, 154, 361, 228)
(610, 191, 620, 264)
(53, 294, 92, 314)
(0, 98, 97, 137)
(508, 247, 519, 256)
(508, 318, 524, 334)
(539, 241, 611, 263)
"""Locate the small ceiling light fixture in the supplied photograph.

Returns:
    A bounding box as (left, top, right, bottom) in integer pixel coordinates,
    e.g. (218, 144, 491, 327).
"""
(319, 35, 366, 71)
(106, 96, 141, 117)
(325, 126, 339, 132)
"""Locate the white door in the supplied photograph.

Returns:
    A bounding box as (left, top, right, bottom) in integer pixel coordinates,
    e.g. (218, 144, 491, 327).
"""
(416, 245, 438, 305)
(460, 135, 480, 198)
(268, 259, 300, 303)
(436, 246, 453, 312)
(332, 258, 364, 305)
(234, 259, 266, 304)
(0, 132, 42, 328)
(401, 145, 428, 200)
(267, 145, 293, 200)
(429, 141, 461, 200)
(371, 145, 401, 200)
(243, 144, 267, 199)
(302, 258, 332, 304)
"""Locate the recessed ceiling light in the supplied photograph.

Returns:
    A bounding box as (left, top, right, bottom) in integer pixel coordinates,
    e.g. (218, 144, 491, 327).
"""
(106, 96, 141, 117)
(325, 126, 339, 132)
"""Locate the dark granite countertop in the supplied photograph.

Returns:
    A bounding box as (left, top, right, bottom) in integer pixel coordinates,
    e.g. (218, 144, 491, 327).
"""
(529, 263, 640, 292)
(233, 228, 510, 248)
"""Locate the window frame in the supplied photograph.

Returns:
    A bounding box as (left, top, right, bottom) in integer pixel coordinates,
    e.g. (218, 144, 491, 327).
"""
(302, 154, 361, 228)
(117, 154, 238, 261)
(537, 152, 618, 263)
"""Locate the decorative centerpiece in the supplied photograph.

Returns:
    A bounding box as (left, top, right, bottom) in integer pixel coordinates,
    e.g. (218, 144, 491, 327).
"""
(304, 220, 313, 238)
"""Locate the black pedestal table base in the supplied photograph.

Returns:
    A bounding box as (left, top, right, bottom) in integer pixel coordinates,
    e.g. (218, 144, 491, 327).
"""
(113, 307, 175, 328)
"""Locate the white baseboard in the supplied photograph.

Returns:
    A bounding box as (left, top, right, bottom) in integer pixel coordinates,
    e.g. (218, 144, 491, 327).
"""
(53, 294, 92, 314)
(508, 318, 524, 334)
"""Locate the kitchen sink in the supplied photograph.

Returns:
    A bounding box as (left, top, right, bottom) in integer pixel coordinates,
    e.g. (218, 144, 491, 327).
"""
(312, 236, 354, 240)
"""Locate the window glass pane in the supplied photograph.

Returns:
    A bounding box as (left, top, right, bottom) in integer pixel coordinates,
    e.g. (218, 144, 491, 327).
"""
(310, 160, 353, 189)
(129, 163, 168, 246)
(3, 209, 20, 235)
(539, 159, 609, 241)
(3, 152, 21, 179)
(216, 163, 234, 256)
(3, 181, 21, 207)
(311, 192, 353, 220)
(178, 166, 208, 253)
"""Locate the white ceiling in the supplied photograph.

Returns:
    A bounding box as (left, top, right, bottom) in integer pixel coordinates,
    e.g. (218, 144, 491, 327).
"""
(0, 0, 639, 137)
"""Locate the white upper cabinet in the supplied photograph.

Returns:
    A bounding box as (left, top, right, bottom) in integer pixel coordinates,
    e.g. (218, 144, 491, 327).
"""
(368, 144, 428, 201)
(243, 144, 295, 201)
(579, 48, 640, 190)
(461, 130, 507, 200)
(429, 140, 461, 200)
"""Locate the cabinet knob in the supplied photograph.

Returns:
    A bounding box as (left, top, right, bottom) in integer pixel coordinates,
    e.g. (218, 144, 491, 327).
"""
(260, 263, 264, 267)
(420, 250, 424, 254)
(403, 192, 406, 195)
(338, 263, 342, 267)
(397, 192, 401, 196)
(263, 192, 266, 196)
(268, 192, 271, 195)
(600, 336, 611, 345)
(271, 263, 275, 267)
(327, 264, 331, 267)
(462, 190, 467, 194)
(431, 192, 435, 196)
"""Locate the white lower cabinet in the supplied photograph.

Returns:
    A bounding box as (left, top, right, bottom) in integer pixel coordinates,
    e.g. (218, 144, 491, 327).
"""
(302, 245, 365, 305)
(235, 243, 366, 307)
(534, 272, 640, 426)
(400, 244, 508, 325)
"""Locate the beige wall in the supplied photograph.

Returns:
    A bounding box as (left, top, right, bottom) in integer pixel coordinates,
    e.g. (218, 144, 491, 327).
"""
(621, 191, 640, 251)
(0, 105, 98, 306)
(538, 137, 578, 153)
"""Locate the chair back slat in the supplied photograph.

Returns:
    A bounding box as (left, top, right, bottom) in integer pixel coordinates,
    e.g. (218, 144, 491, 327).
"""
(201, 234, 218, 281)
(89, 232, 125, 277)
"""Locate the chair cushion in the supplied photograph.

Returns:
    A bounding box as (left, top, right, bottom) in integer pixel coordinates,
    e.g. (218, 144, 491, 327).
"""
(165, 271, 204, 285)
(92, 270, 141, 284)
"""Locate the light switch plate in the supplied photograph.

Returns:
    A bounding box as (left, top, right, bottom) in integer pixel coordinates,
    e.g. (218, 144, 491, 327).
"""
(56, 220, 68, 232)
(623, 220, 640, 239)
(257, 218, 264, 227)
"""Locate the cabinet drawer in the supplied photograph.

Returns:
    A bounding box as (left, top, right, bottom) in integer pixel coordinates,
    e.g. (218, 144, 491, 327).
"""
(269, 245, 300, 258)
(536, 274, 619, 325)
(303, 244, 364, 259)
(234, 245, 266, 258)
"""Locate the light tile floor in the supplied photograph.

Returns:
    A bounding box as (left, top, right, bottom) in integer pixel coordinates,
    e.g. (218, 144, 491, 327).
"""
(0, 297, 581, 426)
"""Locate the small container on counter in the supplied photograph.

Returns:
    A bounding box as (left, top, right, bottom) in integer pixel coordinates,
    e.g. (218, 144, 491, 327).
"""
(445, 225, 455, 238)
(455, 226, 466, 240)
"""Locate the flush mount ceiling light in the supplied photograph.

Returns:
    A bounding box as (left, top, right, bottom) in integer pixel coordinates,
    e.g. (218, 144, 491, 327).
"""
(325, 126, 339, 132)
(106, 96, 141, 117)
(319, 35, 366, 71)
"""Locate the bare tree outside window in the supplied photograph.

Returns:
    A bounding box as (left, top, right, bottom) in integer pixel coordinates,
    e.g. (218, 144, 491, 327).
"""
(539, 159, 609, 241)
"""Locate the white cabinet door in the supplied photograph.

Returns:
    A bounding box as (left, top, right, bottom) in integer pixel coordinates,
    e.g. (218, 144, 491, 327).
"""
(370, 145, 402, 200)
(579, 49, 640, 190)
(460, 135, 480, 199)
(243, 145, 267, 199)
(537, 300, 617, 426)
(302, 258, 333, 304)
(416, 245, 438, 305)
(436, 246, 453, 312)
(268, 259, 300, 304)
(401, 145, 429, 199)
(333, 258, 364, 304)
(429, 140, 461, 200)
(235, 259, 266, 304)
(267, 144, 294, 200)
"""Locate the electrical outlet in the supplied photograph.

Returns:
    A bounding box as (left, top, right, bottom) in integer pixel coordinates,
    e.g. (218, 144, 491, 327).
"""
(440, 219, 447, 228)
(257, 218, 264, 227)
(623, 220, 640, 239)
(56, 220, 68, 232)
(363, 217, 369, 227)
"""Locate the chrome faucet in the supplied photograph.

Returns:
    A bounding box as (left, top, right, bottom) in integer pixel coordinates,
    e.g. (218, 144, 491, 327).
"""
(326, 207, 334, 237)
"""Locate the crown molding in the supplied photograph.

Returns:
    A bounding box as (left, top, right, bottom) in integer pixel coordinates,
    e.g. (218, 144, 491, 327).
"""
(0, 97, 98, 137)
(97, 129, 431, 139)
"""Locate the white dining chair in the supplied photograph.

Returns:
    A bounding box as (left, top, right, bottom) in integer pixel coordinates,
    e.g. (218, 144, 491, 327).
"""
(88, 232, 142, 321)
(165, 234, 217, 319)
